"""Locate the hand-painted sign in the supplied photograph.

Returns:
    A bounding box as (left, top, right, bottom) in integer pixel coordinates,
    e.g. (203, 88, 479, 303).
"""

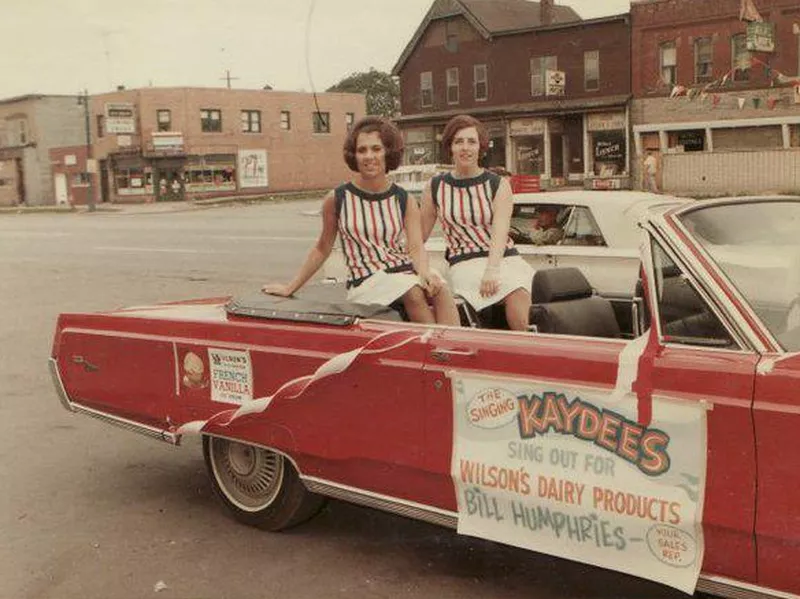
(451, 374, 707, 594)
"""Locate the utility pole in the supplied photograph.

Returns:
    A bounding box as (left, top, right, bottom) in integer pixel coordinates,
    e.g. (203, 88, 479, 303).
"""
(77, 90, 96, 212)
(219, 69, 240, 89)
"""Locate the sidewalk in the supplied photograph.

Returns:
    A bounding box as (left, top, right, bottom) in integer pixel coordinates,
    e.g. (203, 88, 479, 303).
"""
(0, 190, 326, 216)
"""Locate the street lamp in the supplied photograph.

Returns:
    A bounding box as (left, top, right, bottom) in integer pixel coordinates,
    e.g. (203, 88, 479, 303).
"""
(77, 89, 95, 212)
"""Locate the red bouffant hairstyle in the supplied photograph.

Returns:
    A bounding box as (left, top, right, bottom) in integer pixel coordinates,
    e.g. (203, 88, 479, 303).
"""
(440, 114, 489, 160)
(343, 116, 404, 173)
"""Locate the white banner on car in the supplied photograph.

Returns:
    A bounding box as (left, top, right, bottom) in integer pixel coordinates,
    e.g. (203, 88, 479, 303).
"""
(450, 373, 707, 594)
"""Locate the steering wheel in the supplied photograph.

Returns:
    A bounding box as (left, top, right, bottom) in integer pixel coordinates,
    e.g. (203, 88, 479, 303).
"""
(509, 225, 533, 244)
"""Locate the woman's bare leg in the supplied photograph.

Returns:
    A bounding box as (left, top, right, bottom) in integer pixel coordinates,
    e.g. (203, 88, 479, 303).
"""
(504, 288, 532, 331)
(402, 286, 436, 323)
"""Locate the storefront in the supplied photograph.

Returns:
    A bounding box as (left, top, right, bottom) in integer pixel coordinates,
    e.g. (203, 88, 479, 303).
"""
(509, 118, 546, 177)
(585, 111, 630, 190)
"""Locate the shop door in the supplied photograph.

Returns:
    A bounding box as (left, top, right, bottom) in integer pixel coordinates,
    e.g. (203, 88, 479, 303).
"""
(54, 173, 68, 205)
(564, 116, 584, 175)
(157, 169, 185, 202)
(550, 133, 564, 179)
(14, 158, 25, 204)
(99, 160, 110, 203)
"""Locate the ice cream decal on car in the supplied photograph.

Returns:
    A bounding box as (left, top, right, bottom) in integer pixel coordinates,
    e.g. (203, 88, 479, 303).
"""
(451, 373, 708, 595)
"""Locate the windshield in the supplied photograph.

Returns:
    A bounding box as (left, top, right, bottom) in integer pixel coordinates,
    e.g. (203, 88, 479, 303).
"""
(679, 200, 800, 351)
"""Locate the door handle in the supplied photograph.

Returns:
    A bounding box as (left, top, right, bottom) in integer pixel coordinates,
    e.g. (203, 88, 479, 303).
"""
(431, 348, 477, 362)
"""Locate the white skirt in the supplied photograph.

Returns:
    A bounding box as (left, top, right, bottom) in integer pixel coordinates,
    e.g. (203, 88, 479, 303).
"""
(448, 255, 534, 311)
(346, 270, 422, 306)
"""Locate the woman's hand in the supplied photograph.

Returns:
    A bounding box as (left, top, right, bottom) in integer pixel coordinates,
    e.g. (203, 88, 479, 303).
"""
(480, 265, 501, 298)
(261, 283, 293, 297)
(421, 270, 445, 297)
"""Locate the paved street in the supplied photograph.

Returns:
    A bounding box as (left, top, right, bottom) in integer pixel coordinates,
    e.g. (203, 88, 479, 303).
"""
(0, 201, 683, 599)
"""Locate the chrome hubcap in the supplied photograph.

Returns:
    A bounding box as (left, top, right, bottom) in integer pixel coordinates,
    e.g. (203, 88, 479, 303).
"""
(209, 438, 284, 512)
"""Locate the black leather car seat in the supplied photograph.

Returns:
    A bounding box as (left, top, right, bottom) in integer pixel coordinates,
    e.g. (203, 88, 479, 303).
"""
(530, 268, 621, 338)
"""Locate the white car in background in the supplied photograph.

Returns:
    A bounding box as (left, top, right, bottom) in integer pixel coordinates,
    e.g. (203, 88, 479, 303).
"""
(325, 190, 687, 302)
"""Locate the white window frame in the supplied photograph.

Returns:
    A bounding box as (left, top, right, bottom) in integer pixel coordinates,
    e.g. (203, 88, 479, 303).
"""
(312, 111, 330, 134)
(446, 67, 459, 105)
(584, 50, 600, 91)
(420, 71, 433, 108)
(659, 41, 677, 85)
(345, 112, 355, 131)
(530, 56, 557, 97)
(731, 34, 751, 81)
(694, 37, 713, 83)
(280, 110, 291, 131)
(474, 64, 488, 101)
(240, 109, 261, 133)
(200, 108, 222, 133)
(156, 109, 171, 132)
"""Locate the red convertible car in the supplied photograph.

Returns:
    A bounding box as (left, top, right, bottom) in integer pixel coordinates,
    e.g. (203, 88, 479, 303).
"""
(50, 197, 800, 599)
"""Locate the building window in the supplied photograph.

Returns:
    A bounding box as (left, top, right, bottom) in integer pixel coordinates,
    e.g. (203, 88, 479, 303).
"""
(73, 173, 92, 186)
(345, 112, 355, 131)
(157, 109, 172, 132)
(312, 111, 330, 134)
(446, 68, 459, 104)
(694, 37, 713, 83)
(584, 50, 600, 91)
(420, 71, 433, 108)
(280, 110, 291, 131)
(530, 56, 557, 96)
(445, 21, 458, 53)
(96, 114, 105, 138)
(660, 41, 677, 85)
(474, 64, 488, 101)
(241, 110, 261, 133)
(200, 109, 222, 133)
(731, 34, 751, 81)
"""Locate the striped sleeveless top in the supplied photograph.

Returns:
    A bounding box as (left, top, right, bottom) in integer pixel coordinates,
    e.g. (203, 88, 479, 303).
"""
(430, 170, 517, 265)
(334, 182, 414, 288)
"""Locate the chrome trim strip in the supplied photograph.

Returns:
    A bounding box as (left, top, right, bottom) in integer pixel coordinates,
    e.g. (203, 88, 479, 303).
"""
(301, 476, 458, 529)
(49, 357, 180, 446)
(697, 575, 800, 599)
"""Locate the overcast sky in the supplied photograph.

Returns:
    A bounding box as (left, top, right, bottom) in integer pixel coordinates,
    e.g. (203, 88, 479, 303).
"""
(1, 0, 630, 98)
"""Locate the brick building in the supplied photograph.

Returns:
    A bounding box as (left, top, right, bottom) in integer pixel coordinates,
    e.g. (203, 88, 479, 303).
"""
(631, 0, 800, 195)
(0, 95, 85, 206)
(87, 87, 365, 204)
(392, 0, 633, 190)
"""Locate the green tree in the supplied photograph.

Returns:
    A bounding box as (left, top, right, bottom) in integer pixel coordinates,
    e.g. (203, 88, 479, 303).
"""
(326, 68, 400, 118)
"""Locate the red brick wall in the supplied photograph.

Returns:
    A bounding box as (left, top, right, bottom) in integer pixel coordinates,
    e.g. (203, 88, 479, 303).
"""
(398, 16, 631, 115)
(631, 0, 800, 97)
(49, 146, 92, 205)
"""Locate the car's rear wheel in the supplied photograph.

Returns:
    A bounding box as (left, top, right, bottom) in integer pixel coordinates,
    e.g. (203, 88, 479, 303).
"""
(202, 436, 324, 531)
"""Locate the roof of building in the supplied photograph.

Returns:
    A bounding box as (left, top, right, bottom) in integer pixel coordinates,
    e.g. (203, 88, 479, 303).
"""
(392, 0, 582, 75)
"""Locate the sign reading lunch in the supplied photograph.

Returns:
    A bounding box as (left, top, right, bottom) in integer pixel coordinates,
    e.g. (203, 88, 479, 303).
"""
(451, 374, 707, 594)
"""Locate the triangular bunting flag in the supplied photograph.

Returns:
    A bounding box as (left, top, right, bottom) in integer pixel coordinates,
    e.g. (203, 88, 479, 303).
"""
(737, 97, 746, 109)
(752, 97, 761, 109)
(712, 94, 721, 106)
(767, 97, 779, 110)
(739, 0, 764, 22)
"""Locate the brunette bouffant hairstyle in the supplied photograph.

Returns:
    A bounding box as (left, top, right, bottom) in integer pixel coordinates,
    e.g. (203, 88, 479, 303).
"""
(343, 116, 404, 173)
(440, 114, 489, 160)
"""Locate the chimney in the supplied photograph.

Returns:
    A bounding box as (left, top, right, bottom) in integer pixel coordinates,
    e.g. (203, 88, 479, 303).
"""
(540, 0, 554, 26)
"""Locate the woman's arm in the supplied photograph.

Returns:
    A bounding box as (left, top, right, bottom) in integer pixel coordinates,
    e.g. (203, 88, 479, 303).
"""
(405, 197, 442, 296)
(262, 191, 338, 296)
(481, 177, 514, 297)
(420, 180, 438, 242)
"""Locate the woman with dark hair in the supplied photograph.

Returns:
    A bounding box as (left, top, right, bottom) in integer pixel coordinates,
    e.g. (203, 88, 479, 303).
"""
(421, 114, 533, 330)
(263, 116, 459, 325)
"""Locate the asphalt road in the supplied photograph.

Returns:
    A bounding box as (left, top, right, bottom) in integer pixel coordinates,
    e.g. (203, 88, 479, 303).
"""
(0, 201, 685, 599)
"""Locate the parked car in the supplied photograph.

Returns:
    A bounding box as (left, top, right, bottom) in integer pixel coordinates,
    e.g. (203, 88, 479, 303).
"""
(50, 197, 800, 599)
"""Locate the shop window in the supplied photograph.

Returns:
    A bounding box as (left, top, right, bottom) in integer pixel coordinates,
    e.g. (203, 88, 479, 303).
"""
(713, 126, 782, 151)
(312, 111, 330, 134)
(660, 41, 677, 85)
(200, 109, 222, 133)
(280, 110, 291, 131)
(446, 68, 459, 104)
(731, 34, 751, 81)
(241, 110, 261, 133)
(694, 37, 713, 83)
(530, 56, 557, 97)
(669, 129, 705, 152)
(592, 131, 626, 176)
(157, 109, 172, 132)
(345, 112, 355, 131)
(73, 173, 91, 186)
(185, 155, 236, 192)
(584, 50, 600, 91)
(420, 72, 433, 108)
(474, 64, 488, 101)
(115, 167, 148, 195)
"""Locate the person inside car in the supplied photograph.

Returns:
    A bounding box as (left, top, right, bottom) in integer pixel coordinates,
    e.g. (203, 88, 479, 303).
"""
(420, 114, 533, 331)
(528, 205, 564, 245)
(262, 116, 459, 326)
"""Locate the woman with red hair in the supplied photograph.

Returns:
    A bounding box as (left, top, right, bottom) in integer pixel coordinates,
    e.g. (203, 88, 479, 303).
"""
(421, 114, 533, 330)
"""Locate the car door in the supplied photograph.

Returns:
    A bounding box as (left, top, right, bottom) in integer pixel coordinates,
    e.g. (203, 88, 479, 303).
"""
(753, 353, 800, 595)
(644, 235, 759, 583)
